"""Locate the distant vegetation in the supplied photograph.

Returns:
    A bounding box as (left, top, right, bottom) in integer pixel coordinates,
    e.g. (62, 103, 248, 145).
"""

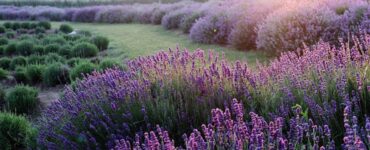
(0, 0, 207, 7)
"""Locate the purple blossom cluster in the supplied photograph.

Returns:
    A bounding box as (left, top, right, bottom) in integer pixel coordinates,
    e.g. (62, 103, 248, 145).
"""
(113, 99, 370, 149)
(37, 32, 369, 148)
(1, 0, 368, 53)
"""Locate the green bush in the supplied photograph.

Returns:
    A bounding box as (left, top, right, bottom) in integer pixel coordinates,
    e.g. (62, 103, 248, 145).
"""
(45, 53, 66, 63)
(12, 22, 20, 30)
(18, 35, 32, 41)
(30, 23, 37, 29)
(58, 45, 72, 58)
(0, 57, 11, 70)
(0, 88, 4, 106)
(14, 67, 28, 84)
(4, 43, 16, 56)
(35, 27, 46, 34)
(0, 68, 8, 80)
(37, 21, 51, 30)
(17, 29, 28, 34)
(77, 30, 91, 36)
(91, 36, 109, 51)
(5, 31, 16, 39)
(59, 24, 73, 34)
(27, 55, 45, 65)
(16, 40, 34, 56)
(67, 58, 84, 67)
(0, 26, 5, 33)
(42, 63, 70, 86)
(32, 45, 45, 55)
(3, 22, 12, 29)
(5, 85, 38, 114)
(20, 22, 30, 29)
(44, 44, 60, 54)
(72, 42, 98, 58)
(99, 59, 122, 71)
(10, 56, 27, 70)
(42, 35, 67, 45)
(70, 62, 96, 81)
(0, 112, 37, 149)
(0, 38, 8, 46)
(25, 64, 44, 84)
(0, 46, 4, 55)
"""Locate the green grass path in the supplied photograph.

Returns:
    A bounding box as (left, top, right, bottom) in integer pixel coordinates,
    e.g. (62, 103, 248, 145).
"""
(51, 22, 267, 64)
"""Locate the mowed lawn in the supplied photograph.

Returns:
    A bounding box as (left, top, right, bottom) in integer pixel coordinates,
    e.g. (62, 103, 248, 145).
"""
(50, 22, 268, 64)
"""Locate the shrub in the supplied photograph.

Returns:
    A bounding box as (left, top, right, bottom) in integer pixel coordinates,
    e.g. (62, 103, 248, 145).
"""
(72, 42, 98, 58)
(12, 22, 20, 30)
(0, 46, 4, 55)
(0, 37, 8, 46)
(161, 9, 189, 30)
(70, 61, 96, 81)
(0, 26, 5, 33)
(228, 2, 281, 50)
(25, 64, 44, 84)
(72, 7, 101, 22)
(44, 44, 60, 54)
(30, 23, 37, 29)
(77, 30, 91, 37)
(14, 67, 28, 84)
(256, 2, 338, 53)
(37, 36, 370, 148)
(35, 27, 46, 34)
(59, 24, 73, 34)
(0, 57, 11, 70)
(99, 59, 122, 71)
(27, 55, 45, 65)
(10, 56, 27, 70)
(66, 58, 84, 67)
(3, 22, 12, 29)
(58, 45, 72, 57)
(91, 36, 109, 51)
(42, 63, 70, 86)
(37, 21, 51, 30)
(189, 13, 233, 44)
(5, 85, 38, 114)
(0, 88, 4, 106)
(32, 45, 45, 55)
(0, 68, 8, 80)
(16, 40, 34, 56)
(45, 53, 66, 63)
(42, 35, 67, 45)
(4, 43, 16, 56)
(150, 4, 177, 24)
(94, 6, 134, 23)
(0, 112, 37, 149)
(0, 46, 3, 55)
(180, 12, 202, 33)
(5, 31, 16, 39)
(20, 22, 30, 29)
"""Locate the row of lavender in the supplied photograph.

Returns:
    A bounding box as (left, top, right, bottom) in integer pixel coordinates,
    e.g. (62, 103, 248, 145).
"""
(37, 31, 369, 149)
(0, 0, 369, 53)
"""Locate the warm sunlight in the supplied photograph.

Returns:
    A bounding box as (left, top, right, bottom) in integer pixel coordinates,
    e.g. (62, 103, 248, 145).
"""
(0, 0, 368, 149)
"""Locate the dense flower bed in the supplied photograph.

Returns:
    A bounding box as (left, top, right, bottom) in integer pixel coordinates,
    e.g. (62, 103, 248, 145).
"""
(37, 33, 369, 149)
(0, 0, 368, 53)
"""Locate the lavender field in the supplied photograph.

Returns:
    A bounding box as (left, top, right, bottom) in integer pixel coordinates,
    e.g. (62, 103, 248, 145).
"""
(0, 0, 369, 149)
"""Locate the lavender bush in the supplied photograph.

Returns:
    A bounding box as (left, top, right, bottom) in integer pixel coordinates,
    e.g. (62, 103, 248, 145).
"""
(114, 97, 370, 149)
(256, 1, 339, 54)
(37, 33, 369, 148)
(72, 6, 102, 22)
(228, 0, 282, 50)
(189, 13, 232, 44)
(161, 3, 200, 30)
(94, 6, 134, 24)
